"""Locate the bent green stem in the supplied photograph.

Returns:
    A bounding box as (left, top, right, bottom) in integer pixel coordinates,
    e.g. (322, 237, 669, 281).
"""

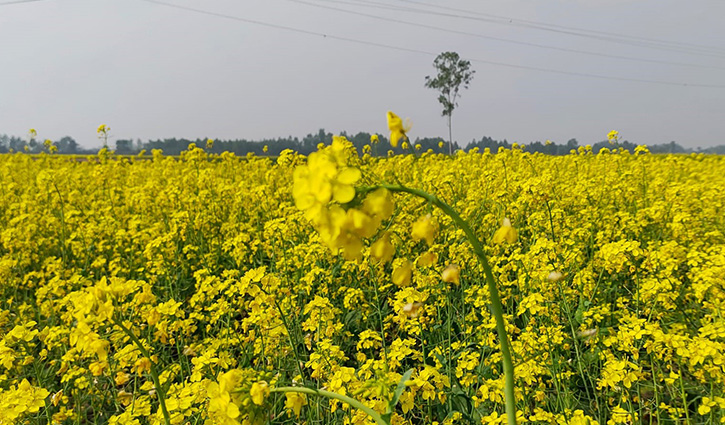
(377, 183, 517, 425)
(271, 386, 387, 425)
(113, 318, 172, 425)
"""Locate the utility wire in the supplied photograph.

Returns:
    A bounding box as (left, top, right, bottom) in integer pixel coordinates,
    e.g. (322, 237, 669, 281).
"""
(137, 0, 725, 88)
(392, 0, 725, 55)
(320, 0, 725, 58)
(0, 0, 48, 5)
(288, 0, 725, 71)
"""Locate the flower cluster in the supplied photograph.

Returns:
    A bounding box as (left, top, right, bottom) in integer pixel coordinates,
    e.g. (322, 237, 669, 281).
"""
(293, 136, 394, 260)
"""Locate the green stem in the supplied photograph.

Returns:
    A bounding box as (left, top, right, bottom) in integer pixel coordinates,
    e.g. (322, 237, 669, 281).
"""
(379, 183, 517, 425)
(271, 386, 388, 425)
(113, 318, 172, 425)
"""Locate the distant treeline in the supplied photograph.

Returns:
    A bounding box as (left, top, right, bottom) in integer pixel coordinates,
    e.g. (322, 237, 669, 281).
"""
(1, 130, 724, 156)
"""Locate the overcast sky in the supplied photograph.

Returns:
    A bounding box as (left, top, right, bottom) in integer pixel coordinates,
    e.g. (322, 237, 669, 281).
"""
(1, 0, 724, 149)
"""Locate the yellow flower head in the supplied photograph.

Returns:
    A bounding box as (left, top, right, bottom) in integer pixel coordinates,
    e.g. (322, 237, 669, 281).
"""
(370, 134, 379, 144)
(411, 214, 438, 246)
(607, 130, 619, 144)
(387, 111, 411, 148)
(285, 392, 307, 417)
(28, 128, 37, 138)
(263, 145, 269, 153)
(97, 124, 109, 134)
(402, 302, 423, 318)
(416, 251, 438, 268)
(206, 138, 214, 149)
(392, 258, 413, 287)
(250, 381, 270, 405)
(492, 217, 518, 244)
(441, 264, 460, 284)
(438, 141, 445, 149)
(370, 232, 395, 264)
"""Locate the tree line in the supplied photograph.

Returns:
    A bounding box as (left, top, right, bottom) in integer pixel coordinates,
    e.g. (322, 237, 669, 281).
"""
(1, 131, 723, 156)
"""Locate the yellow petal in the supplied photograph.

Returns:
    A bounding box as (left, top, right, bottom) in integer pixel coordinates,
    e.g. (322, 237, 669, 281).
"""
(337, 167, 361, 184)
(332, 184, 356, 204)
(492, 219, 518, 244)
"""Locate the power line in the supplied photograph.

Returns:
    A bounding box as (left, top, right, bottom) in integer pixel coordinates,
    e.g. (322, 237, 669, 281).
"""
(288, 0, 725, 71)
(321, 0, 725, 58)
(392, 0, 725, 55)
(0, 0, 48, 5)
(136, 0, 725, 88)
(137, 0, 433, 55)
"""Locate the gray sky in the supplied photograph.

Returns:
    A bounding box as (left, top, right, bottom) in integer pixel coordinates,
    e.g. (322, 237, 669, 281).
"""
(1, 0, 724, 149)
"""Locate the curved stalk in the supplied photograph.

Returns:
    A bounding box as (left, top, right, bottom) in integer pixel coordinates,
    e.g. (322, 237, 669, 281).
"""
(271, 386, 387, 425)
(377, 183, 517, 425)
(113, 318, 172, 425)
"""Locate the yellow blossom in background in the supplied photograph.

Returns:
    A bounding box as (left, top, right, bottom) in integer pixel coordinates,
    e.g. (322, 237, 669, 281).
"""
(0, 379, 49, 424)
(402, 302, 423, 318)
(206, 138, 214, 149)
(370, 232, 395, 264)
(250, 381, 269, 405)
(416, 251, 438, 268)
(492, 217, 518, 244)
(387, 110, 411, 147)
(441, 264, 460, 284)
(411, 214, 438, 246)
(607, 130, 620, 144)
(284, 392, 307, 417)
(370, 134, 379, 144)
(392, 258, 413, 287)
(263, 145, 268, 153)
(547, 271, 563, 282)
(438, 141, 445, 148)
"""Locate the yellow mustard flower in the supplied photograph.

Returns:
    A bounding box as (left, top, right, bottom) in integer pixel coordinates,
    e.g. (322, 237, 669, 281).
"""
(284, 392, 307, 417)
(250, 381, 269, 405)
(370, 232, 395, 263)
(411, 214, 438, 246)
(441, 264, 460, 284)
(492, 217, 518, 244)
(387, 111, 411, 148)
(392, 258, 413, 287)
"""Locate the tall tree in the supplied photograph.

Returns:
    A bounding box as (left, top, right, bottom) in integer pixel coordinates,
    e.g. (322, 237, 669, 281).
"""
(424, 51, 475, 155)
(57, 136, 78, 154)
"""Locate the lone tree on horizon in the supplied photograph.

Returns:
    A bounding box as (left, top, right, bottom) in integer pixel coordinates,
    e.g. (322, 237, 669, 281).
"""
(425, 51, 475, 155)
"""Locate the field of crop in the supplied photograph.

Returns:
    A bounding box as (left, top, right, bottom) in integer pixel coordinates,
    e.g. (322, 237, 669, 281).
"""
(1, 140, 724, 425)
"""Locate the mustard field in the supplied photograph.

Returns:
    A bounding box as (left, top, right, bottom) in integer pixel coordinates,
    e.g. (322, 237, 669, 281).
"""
(1, 140, 724, 425)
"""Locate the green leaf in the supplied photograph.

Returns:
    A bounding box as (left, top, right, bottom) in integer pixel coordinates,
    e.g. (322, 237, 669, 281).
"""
(386, 368, 414, 416)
